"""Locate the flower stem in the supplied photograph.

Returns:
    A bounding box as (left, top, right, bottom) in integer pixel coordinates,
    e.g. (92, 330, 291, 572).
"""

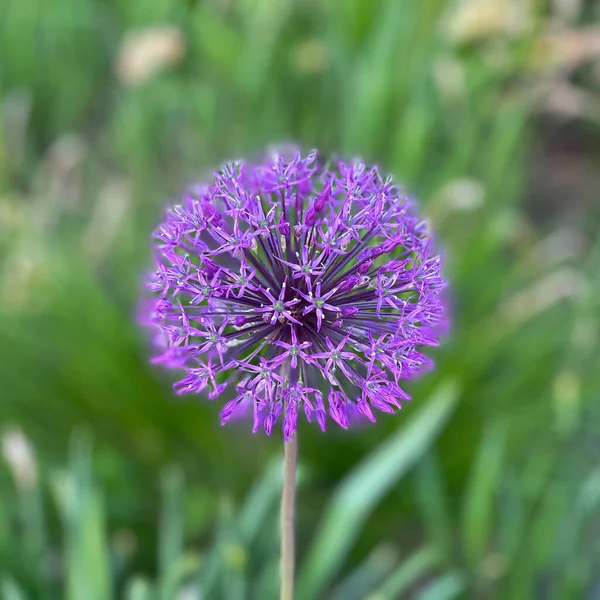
(280, 433, 297, 600)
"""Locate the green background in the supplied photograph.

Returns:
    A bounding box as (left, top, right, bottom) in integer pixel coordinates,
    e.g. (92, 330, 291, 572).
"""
(1, 0, 599, 598)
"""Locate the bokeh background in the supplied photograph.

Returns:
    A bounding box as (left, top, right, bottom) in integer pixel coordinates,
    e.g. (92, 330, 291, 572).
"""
(1, 0, 600, 598)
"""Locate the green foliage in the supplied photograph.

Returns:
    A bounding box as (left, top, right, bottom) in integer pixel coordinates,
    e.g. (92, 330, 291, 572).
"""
(1, 0, 599, 597)
(297, 384, 458, 599)
(2, 382, 599, 598)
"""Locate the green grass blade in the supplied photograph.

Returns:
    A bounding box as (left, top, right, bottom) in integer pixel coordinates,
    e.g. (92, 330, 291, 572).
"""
(158, 466, 184, 600)
(367, 545, 441, 600)
(252, 561, 278, 600)
(340, 0, 413, 154)
(557, 470, 600, 597)
(198, 498, 248, 600)
(416, 571, 466, 600)
(461, 420, 507, 569)
(496, 471, 525, 561)
(506, 481, 569, 599)
(238, 458, 282, 543)
(60, 431, 112, 600)
(236, 0, 294, 99)
(297, 382, 459, 599)
(0, 577, 27, 600)
(413, 451, 452, 562)
(328, 545, 398, 600)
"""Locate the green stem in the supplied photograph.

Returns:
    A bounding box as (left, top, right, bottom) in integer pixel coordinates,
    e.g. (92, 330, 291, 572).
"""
(280, 433, 297, 600)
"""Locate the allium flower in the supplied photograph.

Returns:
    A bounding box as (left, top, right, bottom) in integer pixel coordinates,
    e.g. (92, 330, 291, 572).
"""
(143, 149, 446, 438)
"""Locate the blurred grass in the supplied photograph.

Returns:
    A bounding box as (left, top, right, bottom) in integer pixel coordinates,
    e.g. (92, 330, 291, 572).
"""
(1, 384, 600, 599)
(1, 0, 600, 597)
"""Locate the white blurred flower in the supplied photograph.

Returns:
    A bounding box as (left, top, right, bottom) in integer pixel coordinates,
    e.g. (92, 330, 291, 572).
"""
(81, 178, 131, 263)
(426, 179, 485, 226)
(177, 582, 201, 600)
(2, 428, 37, 490)
(116, 26, 186, 85)
(33, 134, 87, 230)
(437, 178, 485, 211)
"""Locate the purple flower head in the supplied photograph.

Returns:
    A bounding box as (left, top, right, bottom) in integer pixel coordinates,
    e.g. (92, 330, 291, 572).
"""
(142, 149, 446, 439)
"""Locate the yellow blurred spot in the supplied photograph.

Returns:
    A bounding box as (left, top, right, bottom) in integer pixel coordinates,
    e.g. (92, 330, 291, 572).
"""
(0, 243, 49, 312)
(292, 38, 329, 74)
(553, 370, 580, 407)
(222, 543, 247, 570)
(553, 369, 580, 435)
(180, 552, 202, 578)
(445, 0, 533, 44)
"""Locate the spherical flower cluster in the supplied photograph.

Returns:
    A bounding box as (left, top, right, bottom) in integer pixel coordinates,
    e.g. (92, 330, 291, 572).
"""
(143, 149, 446, 438)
